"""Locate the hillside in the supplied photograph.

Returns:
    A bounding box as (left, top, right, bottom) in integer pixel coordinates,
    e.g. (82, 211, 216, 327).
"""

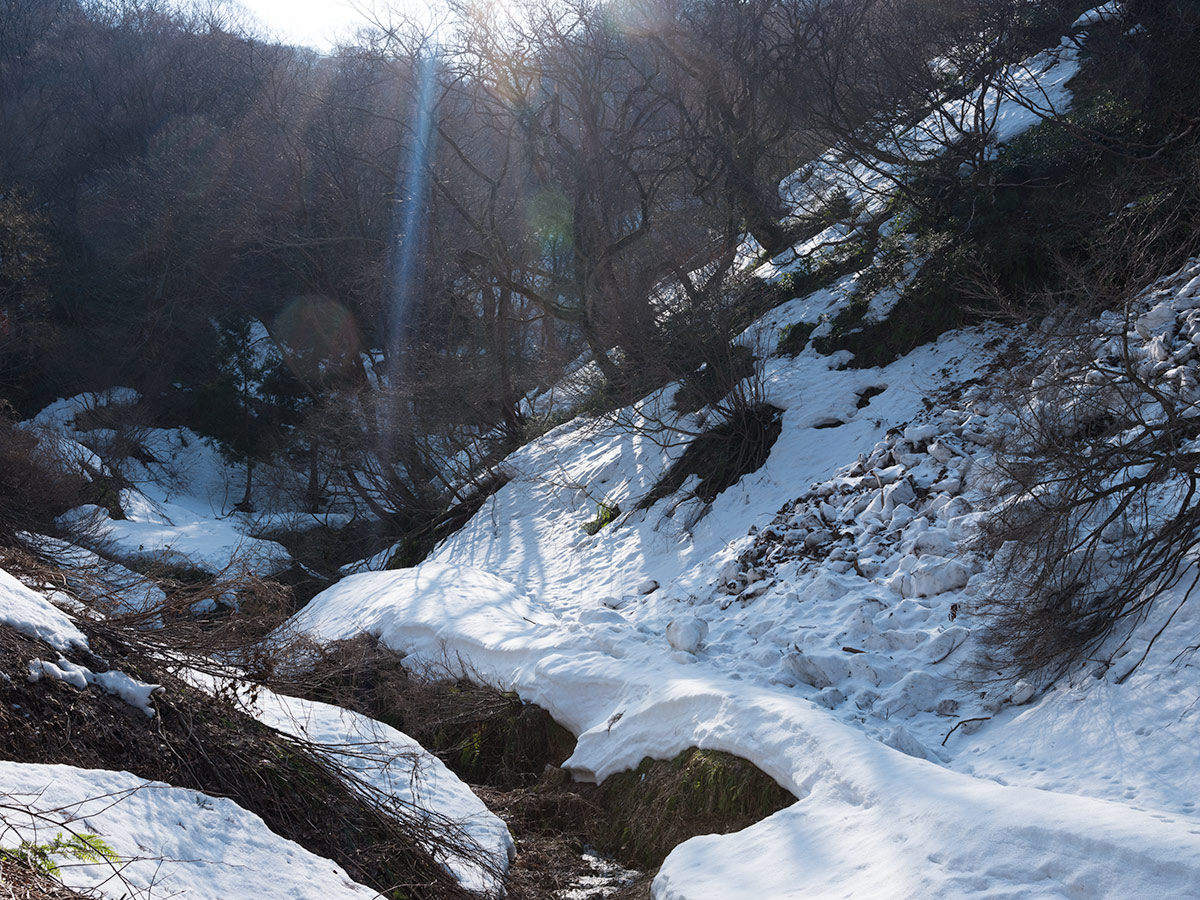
(5, 1, 1200, 898)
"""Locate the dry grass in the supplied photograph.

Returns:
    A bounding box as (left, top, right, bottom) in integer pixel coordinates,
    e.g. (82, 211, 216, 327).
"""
(0, 858, 97, 900)
(0, 615, 479, 900)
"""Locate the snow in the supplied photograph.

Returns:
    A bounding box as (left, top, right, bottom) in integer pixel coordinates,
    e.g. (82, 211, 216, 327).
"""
(27, 656, 161, 717)
(25, 534, 167, 622)
(281, 247, 1200, 896)
(189, 674, 515, 895)
(0, 762, 382, 900)
(780, 11, 1091, 226)
(286, 549, 1200, 898)
(61, 498, 291, 579)
(0, 563, 510, 895)
(0, 567, 87, 652)
(31, 391, 292, 578)
(2, 566, 160, 717)
(19, 8, 1200, 900)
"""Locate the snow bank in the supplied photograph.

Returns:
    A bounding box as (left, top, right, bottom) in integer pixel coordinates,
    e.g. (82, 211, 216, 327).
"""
(0, 567, 87, 651)
(0, 762, 382, 900)
(192, 674, 514, 895)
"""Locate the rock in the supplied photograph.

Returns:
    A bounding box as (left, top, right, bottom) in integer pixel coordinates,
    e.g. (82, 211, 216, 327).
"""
(889, 503, 916, 531)
(666, 616, 709, 654)
(1148, 335, 1171, 362)
(935, 698, 959, 717)
(783, 650, 834, 689)
(913, 530, 956, 557)
(636, 579, 660, 595)
(904, 423, 938, 446)
(1135, 302, 1176, 339)
(884, 725, 943, 762)
(883, 479, 916, 513)
(928, 441, 956, 463)
(875, 464, 905, 485)
(930, 476, 962, 494)
(739, 581, 771, 601)
(947, 513, 981, 541)
(1010, 680, 1036, 706)
(909, 557, 971, 598)
(804, 528, 833, 548)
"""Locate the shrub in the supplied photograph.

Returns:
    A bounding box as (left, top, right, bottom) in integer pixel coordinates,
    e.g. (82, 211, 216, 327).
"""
(776, 321, 816, 357)
(672, 345, 757, 414)
(976, 291, 1200, 684)
(0, 404, 92, 547)
(639, 403, 783, 509)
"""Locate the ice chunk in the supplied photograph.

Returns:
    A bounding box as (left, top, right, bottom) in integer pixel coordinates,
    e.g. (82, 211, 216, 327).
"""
(666, 616, 709, 654)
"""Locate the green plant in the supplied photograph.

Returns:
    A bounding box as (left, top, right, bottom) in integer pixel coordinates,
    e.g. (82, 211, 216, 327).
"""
(776, 321, 817, 357)
(0, 832, 117, 878)
(580, 501, 620, 536)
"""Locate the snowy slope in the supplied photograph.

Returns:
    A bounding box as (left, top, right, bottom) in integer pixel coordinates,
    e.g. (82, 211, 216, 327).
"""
(191, 674, 515, 895)
(282, 27, 1200, 885)
(0, 569, 509, 897)
(277, 12, 1200, 898)
(30, 390, 291, 578)
(17, 5, 1200, 898)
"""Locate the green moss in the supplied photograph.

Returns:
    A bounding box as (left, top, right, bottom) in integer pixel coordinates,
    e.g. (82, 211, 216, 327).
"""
(580, 501, 620, 536)
(588, 748, 795, 868)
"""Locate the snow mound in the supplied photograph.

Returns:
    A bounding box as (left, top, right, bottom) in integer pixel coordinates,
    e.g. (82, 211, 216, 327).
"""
(0, 567, 87, 651)
(0, 761, 382, 900)
(193, 674, 515, 895)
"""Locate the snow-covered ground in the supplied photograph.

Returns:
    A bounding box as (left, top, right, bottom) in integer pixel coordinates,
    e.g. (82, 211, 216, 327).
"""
(286, 278, 1200, 895)
(29, 391, 292, 579)
(280, 14, 1200, 883)
(11, 6, 1200, 899)
(0, 761, 384, 900)
(188, 673, 515, 895)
